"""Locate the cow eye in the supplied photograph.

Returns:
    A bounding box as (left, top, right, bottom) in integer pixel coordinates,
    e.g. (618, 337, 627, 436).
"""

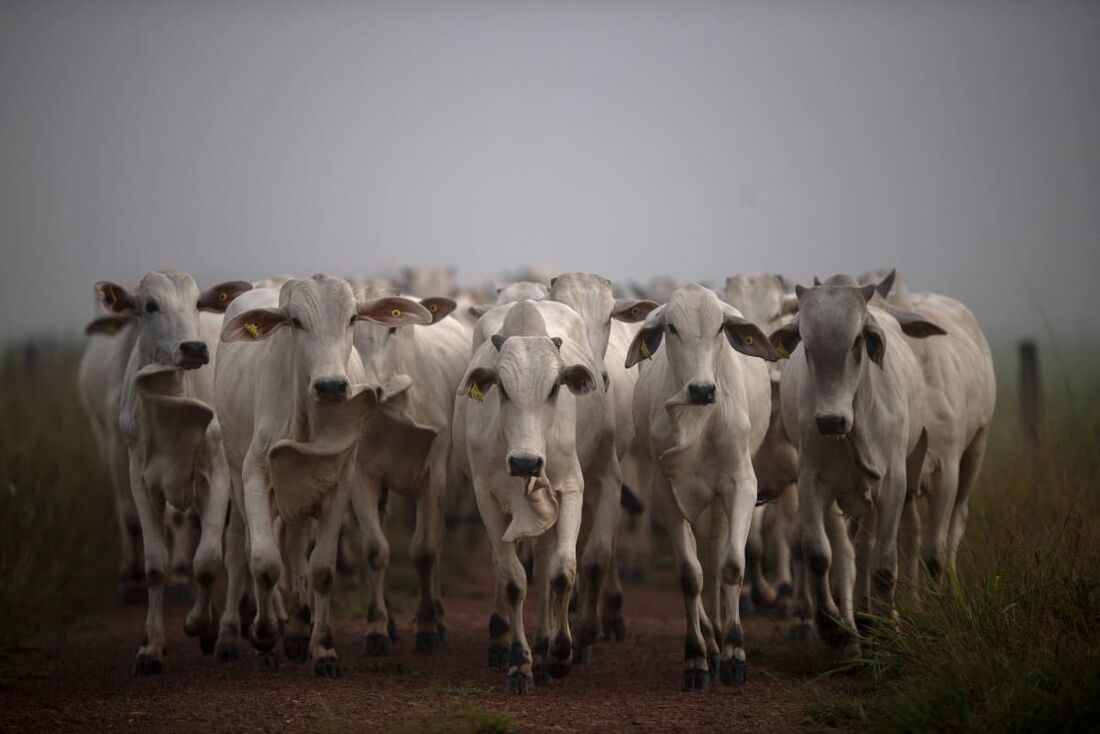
(667, 323, 678, 336)
(291, 317, 303, 329)
(145, 300, 159, 315)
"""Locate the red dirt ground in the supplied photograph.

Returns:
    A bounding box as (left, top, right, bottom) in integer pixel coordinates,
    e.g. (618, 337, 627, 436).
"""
(0, 544, 815, 733)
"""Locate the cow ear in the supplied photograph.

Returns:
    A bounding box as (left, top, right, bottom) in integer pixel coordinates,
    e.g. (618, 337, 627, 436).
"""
(468, 303, 492, 319)
(462, 367, 497, 402)
(561, 364, 598, 395)
(625, 325, 664, 368)
(198, 280, 252, 313)
(357, 296, 432, 326)
(859, 283, 877, 303)
(95, 281, 137, 315)
(795, 284, 807, 299)
(491, 334, 506, 351)
(85, 314, 134, 336)
(864, 315, 886, 367)
(221, 308, 289, 342)
(550, 337, 563, 351)
(888, 307, 947, 338)
(611, 298, 659, 323)
(769, 319, 801, 359)
(875, 269, 897, 299)
(723, 313, 779, 362)
(419, 297, 457, 324)
(812, 277, 822, 287)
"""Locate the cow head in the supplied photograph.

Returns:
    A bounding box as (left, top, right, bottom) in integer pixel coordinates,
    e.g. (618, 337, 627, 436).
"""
(95, 271, 251, 369)
(355, 293, 457, 401)
(768, 274, 945, 437)
(625, 284, 777, 406)
(222, 274, 431, 405)
(462, 302, 598, 479)
(550, 272, 658, 383)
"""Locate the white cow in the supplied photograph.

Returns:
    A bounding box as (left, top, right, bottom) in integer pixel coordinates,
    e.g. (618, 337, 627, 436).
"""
(351, 288, 471, 656)
(547, 273, 657, 647)
(629, 284, 777, 689)
(723, 274, 800, 615)
(770, 275, 943, 648)
(80, 309, 142, 602)
(214, 275, 430, 675)
(861, 270, 996, 581)
(94, 271, 252, 675)
(454, 300, 603, 692)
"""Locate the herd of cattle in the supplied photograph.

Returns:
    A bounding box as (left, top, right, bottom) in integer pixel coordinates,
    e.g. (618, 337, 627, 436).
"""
(77, 266, 995, 692)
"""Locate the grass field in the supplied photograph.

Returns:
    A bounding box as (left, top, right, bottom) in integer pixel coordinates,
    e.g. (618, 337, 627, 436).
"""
(1, 340, 1097, 731)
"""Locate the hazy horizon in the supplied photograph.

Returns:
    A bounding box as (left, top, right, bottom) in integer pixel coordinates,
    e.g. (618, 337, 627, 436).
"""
(2, 1, 1097, 346)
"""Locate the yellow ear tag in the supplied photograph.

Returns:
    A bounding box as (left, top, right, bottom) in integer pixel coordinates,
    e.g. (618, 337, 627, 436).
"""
(245, 322, 260, 339)
(391, 308, 401, 318)
(775, 343, 789, 359)
(219, 292, 228, 302)
(640, 340, 652, 359)
(469, 383, 485, 402)
(743, 335, 754, 346)
(104, 322, 118, 336)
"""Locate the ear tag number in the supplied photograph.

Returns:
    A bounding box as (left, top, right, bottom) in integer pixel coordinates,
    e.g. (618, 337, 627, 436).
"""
(469, 383, 485, 402)
(245, 323, 260, 339)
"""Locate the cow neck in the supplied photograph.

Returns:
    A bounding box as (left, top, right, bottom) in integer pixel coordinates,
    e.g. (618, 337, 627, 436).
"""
(847, 361, 884, 482)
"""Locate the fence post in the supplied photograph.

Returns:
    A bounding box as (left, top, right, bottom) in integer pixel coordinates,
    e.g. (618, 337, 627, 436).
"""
(1018, 339, 1041, 450)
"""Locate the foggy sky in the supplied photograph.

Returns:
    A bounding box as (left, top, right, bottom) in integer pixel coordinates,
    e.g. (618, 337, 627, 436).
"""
(1, 0, 1098, 345)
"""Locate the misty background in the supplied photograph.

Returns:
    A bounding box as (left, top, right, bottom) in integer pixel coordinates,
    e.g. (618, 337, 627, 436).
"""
(1, 0, 1097, 347)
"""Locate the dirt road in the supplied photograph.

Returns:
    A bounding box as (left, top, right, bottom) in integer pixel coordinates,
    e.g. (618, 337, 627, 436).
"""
(0, 548, 814, 733)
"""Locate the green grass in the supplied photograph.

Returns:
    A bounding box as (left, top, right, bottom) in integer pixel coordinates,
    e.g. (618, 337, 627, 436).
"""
(0, 345, 117, 666)
(807, 370, 1100, 732)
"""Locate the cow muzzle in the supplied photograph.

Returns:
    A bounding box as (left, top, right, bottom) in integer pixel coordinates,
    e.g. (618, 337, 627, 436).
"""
(177, 340, 209, 369)
(312, 377, 350, 404)
(815, 414, 850, 437)
(686, 381, 717, 405)
(507, 452, 544, 478)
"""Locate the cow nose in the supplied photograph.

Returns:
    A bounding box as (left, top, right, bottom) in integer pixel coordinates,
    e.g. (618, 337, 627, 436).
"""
(178, 340, 209, 366)
(507, 453, 544, 478)
(313, 378, 349, 403)
(816, 415, 849, 436)
(686, 381, 716, 405)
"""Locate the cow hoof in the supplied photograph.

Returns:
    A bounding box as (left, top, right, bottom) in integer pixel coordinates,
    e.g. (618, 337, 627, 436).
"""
(739, 594, 754, 617)
(601, 617, 626, 642)
(547, 658, 571, 679)
(816, 611, 852, 649)
(506, 672, 533, 695)
(787, 621, 814, 643)
(436, 625, 449, 648)
(249, 623, 279, 653)
(707, 652, 719, 676)
(131, 654, 163, 676)
(574, 646, 591, 666)
(252, 651, 279, 672)
(165, 583, 191, 605)
(682, 668, 710, 690)
(532, 666, 554, 687)
(489, 643, 509, 671)
(283, 635, 309, 663)
(413, 632, 443, 654)
(214, 639, 240, 663)
(200, 632, 216, 656)
(364, 633, 391, 658)
(312, 657, 341, 678)
(719, 659, 748, 687)
(387, 617, 399, 642)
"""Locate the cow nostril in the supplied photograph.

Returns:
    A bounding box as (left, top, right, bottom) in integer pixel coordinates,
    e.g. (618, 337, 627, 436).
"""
(313, 379, 349, 402)
(507, 454, 544, 477)
(816, 415, 848, 436)
(687, 382, 717, 405)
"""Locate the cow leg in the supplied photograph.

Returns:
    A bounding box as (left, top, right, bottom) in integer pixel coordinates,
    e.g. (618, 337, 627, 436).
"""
(475, 489, 531, 694)
(308, 477, 351, 678)
(898, 494, 922, 603)
(800, 473, 848, 649)
(281, 518, 313, 663)
(769, 487, 797, 618)
(411, 449, 449, 653)
(545, 490, 582, 681)
(165, 508, 195, 603)
(921, 459, 959, 583)
(701, 505, 723, 676)
(110, 436, 143, 604)
(530, 532, 554, 686)
(948, 429, 988, 572)
(851, 506, 876, 632)
(653, 475, 709, 690)
(350, 475, 391, 657)
(826, 503, 857, 639)
(241, 460, 282, 665)
(598, 552, 625, 648)
(746, 505, 777, 609)
(215, 497, 248, 662)
(183, 444, 230, 656)
(129, 459, 168, 675)
(576, 454, 622, 657)
(869, 467, 907, 624)
(716, 460, 756, 686)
